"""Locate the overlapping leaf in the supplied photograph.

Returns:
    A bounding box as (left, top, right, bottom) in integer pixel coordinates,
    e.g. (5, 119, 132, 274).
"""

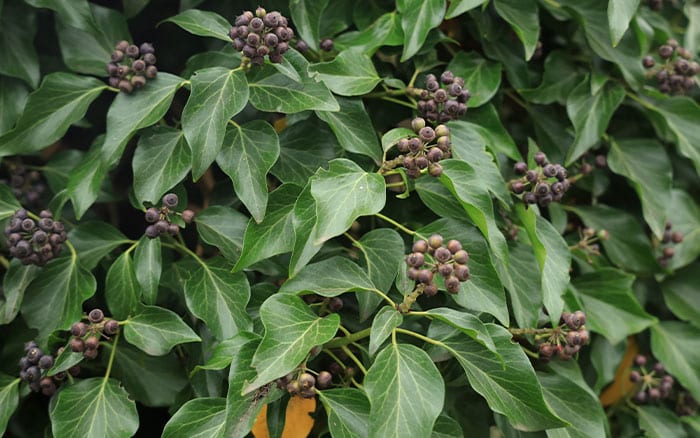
(124, 305, 201, 355)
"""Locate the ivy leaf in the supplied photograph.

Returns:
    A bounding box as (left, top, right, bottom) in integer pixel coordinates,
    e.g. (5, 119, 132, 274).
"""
(272, 118, 338, 186)
(0, 185, 21, 221)
(369, 306, 403, 356)
(248, 56, 340, 113)
(519, 50, 582, 105)
(192, 332, 260, 374)
(493, 0, 540, 59)
(0, 4, 39, 88)
(397, 0, 446, 61)
(507, 243, 543, 330)
(195, 206, 248, 262)
(651, 321, 700, 401)
(0, 76, 29, 135)
(47, 350, 83, 377)
(516, 204, 570, 325)
(104, 251, 140, 319)
(665, 190, 700, 271)
(68, 221, 130, 270)
(163, 398, 226, 438)
(25, 0, 94, 31)
(422, 308, 498, 354)
(608, 0, 640, 47)
(446, 51, 501, 107)
(280, 256, 375, 296)
(0, 376, 20, 436)
(607, 138, 672, 238)
(183, 67, 248, 180)
(365, 343, 445, 437)
(124, 304, 201, 356)
(134, 236, 162, 305)
(50, 377, 139, 438)
(244, 294, 340, 393)
(647, 96, 700, 174)
(309, 48, 381, 96)
(0, 73, 106, 157)
(184, 258, 252, 340)
(289, 185, 323, 276)
(637, 406, 686, 438)
(662, 264, 700, 327)
(446, 0, 488, 18)
(316, 97, 382, 163)
(21, 256, 96, 342)
(318, 388, 370, 438)
(216, 120, 279, 223)
(0, 260, 39, 324)
(290, 0, 329, 52)
(428, 322, 567, 431)
(162, 9, 232, 41)
(565, 76, 625, 164)
(566, 205, 658, 272)
(463, 104, 521, 161)
(310, 159, 386, 245)
(334, 12, 403, 55)
(381, 127, 415, 152)
(133, 127, 192, 205)
(233, 184, 302, 271)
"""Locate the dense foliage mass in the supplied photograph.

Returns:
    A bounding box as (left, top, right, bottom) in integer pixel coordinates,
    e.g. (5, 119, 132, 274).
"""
(1, 0, 699, 436)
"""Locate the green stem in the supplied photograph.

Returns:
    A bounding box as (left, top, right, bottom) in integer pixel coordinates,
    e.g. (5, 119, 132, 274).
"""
(508, 327, 553, 336)
(371, 288, 397, 308)
(393, 327, 443, 347)
(106, 86, 120, 93)
(324, 327, 372, 350)
(364, 89, 408, 98)
(625, 91, 655, 110)
(374, 212, 416, 236)
(228, 119, 242, 129)
(0, 255, 8, 269)
(163, 240, 206, 268)
(380, 96, 417, 109)
(341, 345, 368, 375)
(65, 240, 78, 264)
(101, 332, 119, 390)
(522, 347, 540, 359)
(385, 181, 406, 188)
(504, 89, 527, 109)
(408, 70, 420, 88)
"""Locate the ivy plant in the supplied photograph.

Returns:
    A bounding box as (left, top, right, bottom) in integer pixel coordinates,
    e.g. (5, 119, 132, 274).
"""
(1, 0, 700, 436)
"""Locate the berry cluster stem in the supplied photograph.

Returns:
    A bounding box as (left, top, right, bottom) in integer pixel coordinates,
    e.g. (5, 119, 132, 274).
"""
(398, 284, 424, 314)
(324, 327, 372, 350)
(508, 327, 554, 336)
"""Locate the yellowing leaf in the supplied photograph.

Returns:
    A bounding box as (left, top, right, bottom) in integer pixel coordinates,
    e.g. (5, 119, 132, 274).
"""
(251, 396, 317, 438)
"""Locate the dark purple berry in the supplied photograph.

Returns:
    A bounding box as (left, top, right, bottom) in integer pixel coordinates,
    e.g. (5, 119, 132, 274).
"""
(89, 308, 104, 323)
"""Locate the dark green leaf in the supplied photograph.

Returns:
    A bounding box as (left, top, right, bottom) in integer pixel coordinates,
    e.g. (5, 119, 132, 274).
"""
(50, 377, 139, 437)
(365, 343, 445, 437)
(21, 256, 96, 342)
(565, 76, 625, 164)
(0, 4, 39, 87)
(133, 127, 192, 205)
(244, 294, 339, 393)
(183, 67, 248, 180)
(650, 321, 700, 401)
(519, 51, 582, 105)
(124, 304, 201, 355)
(447, 51, 501, 107)
(608, 0, 640, 46)
(309, 48, 381, 96)
(662, 264, 700, 327)
(647, 96, 700, 175)
(0, 376, 20, 436)
(369, 306, 403, 355)
(422, 308, 498, 354)
(0, 185, 20, 221)
(493, 0, 540, 59)
(105, 250, 140, 319)
(397, 0, 446, 61)
(318, 388, 370, 438)
(195, 206, 248, 262)
(184, 258, 252, 340)
(233, 184, 302, 271)
(0, 76, 29, 135)
(68, 221, 130, 270)
(162, 9, 232, 41)
(163, 398, 226, 438)
(47, 349, 83, 377)
(462, 104, 521, 161)
(0, 259, 39, 324)
(216, 120, 279, 223)
(507, 243, 543, 330)
(637, 406, 685, 438)
(316, 97, 381, 163)
(0, 74, 106, 157)
(334, 12, 403, 55)
(280, 256, 375, 295)
(290, 0, 329, 52)
(25, 0, 94, 31)
(446, 0, 488, 19)
(134, 236, 162, 305)
(665, 190, 700, 271)
(192, 332, 260, 374)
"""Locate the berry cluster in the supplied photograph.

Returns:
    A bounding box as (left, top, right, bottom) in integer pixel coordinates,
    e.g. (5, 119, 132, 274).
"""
(629, 355, 675, 403)
(396, 118, 451, 178)
(144, 193, 195, 239)
(18, 341, 73, 396)
(68, 309, 119, 360)
(4, 209, 66, 266)
(276, 370, 333, 399)
(642, 39, 699, 95)
(1, 165, 46, 207)
(537, 311, 590, 362)
(658, 221, 683, 267)
(572, 227, 609, 264)
(413, 71, 470, 123)
(406, 234, 470, 296)
(509, 152, 570, 207)
(229, 8, 293, 66)
(107, 40, 158, 94)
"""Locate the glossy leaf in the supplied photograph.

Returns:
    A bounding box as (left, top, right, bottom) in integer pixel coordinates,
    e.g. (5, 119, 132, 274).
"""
(183, 67, 248, 180)
(664, 190, 700, 271)
(134, 235, 162, 305)
(0, 376, 20, 436)
(493, 0, 540, 59)
(0, 260, 39, 324)
(397, 0, 446, 61)
(365, 343, 445, 437)
(21, 256, 96, 342)
(244, 294, 340, 393)
(163, 9, 232, 41)
(280, 256, 375, 296)
(648, 96, 700, 174)
(163, 398, 226, 438)
(124, 305, 201, 355)
(133, 127, 192, 205)
(318, 388, 371, 438)
(519, 50, 582, 105)
(608, 0, 640, 46)
(422, 308, 498, 354)
(637, 406, 685, 438)
(290, 0, 329, 52)
(447, 51, 501, 107)
(309, 49, 381, 96)
(216, 120, 279, 223)
(662, 264, 700, 327)
(316, 97, 382, 163)
(446, 0, 488, 18)
(0, 73, 106, 157)
(565, 76, 625, 164)
(192, 332, 260, 374)
(104, 250, 140, 319)
(607, 138, 672, 238)
(50, 377, 139, 438)
(0, 5, 39, 88)
(68, 221, 130, 270)
(195, 206, 248, 262)
(650, 321, 700, 401)
(184, 258, 252, 340)
(0, 76, 29, 135)
(369, 306, 403, 356)
(25, 0, 94, 31)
